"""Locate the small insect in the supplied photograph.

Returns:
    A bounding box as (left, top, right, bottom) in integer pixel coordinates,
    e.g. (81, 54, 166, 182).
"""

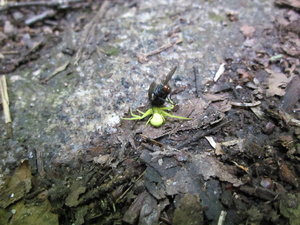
(148, 66, 177, 106)
(122, 66, 190, 127)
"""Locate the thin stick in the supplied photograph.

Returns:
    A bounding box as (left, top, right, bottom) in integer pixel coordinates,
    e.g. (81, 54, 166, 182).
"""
(0, 75, 11, 123)
(40, 60, 70, 83)
(115, 170, 146, 203)
(137, 38, 182, 63)
(25, 9, 56, 25)
(0, 0, 84, 11)
(217, 211, 227, 225)
(193, 65, 206, 99)
(230, 101, 261, 107)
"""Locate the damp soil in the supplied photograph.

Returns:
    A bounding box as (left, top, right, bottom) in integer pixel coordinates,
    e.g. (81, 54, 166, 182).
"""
(1, 1, 300, 225)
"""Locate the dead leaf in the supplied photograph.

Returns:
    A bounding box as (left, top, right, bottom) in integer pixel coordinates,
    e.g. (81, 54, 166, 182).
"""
(190, 154, 244, 187)
(8, 198, 58, 225)
(214, 143, 223, 155)
(65, 186, 87, 207)
(265, 69, 295, 96)
(280, 75, 300, 113)
(240, 24, 255, 38)
(279, 164, 298, 187)
(0, 160, 32, 208)
(204, 92, 230, 102)
(237, 68, 253, 81)
(93, 154, 110, 165)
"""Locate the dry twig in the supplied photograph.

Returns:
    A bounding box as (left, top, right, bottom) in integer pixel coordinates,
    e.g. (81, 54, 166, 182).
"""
(25, 9, 56, 25)
(137, 38, 182, 63)
(40, 60, 70, 83)
(0, 75, 11, 123)
(193, 65, 206, 99)
(217, 211, 227, 225)
(230, 101, 261, 107)
(0, 0, 84, 11)
(0, 75, 12, 137)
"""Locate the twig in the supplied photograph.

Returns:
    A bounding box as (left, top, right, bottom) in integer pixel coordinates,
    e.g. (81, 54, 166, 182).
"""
(159, 217, 172, 225)
(36, 148, 45, 175)
(0, 75, 12, 137)
(230, 101, 261, 107)
(0, 75, 11, 123)
(141, 143, 160, 152)
(175, 120, 231, 150)
(137, 38, 182, 63)
(214, 63, 226, 82)
(193, 66, 201, 98)
(0, 0, 84, 12)
(40, 60, 70, 83)
(275, 0, 300, 9)
(217, 211, 227, 225)
(141, 134, 163, 147)
(25, 9, 56, 25)
(115, 170, 146, 204)
(193, 65, 206, 99)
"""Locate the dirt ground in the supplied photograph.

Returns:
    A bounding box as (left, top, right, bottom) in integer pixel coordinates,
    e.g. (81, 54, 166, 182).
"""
(0, 0, 300, 225)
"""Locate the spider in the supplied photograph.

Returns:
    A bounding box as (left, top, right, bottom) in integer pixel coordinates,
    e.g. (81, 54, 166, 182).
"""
(122, 100, 190, 127)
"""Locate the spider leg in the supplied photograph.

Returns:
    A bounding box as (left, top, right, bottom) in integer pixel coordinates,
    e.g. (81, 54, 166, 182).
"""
(165, 96, 174, 105)
(136, 108, 153, 115)
(146, 115, 154, 125)
(161, 110, 190, 120)
(122, 108, 153, 120)
(134, 108, 153, 118)
(155, 98, 177, 111)
(130, 108, 143, 117)
(154, 104, 174, 111)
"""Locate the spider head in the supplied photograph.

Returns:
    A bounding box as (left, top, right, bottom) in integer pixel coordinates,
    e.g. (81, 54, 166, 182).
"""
(149, 112, 165, 127)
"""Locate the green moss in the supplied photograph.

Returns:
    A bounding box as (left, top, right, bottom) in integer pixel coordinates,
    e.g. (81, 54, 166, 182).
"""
(102, 45, 119, 56)
(280, 193, 300, 225)
(208, 12, 224, 22)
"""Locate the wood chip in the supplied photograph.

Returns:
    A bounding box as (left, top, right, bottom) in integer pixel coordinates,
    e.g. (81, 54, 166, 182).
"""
(214, 63, 226, 82)
(0, 75, 11, 123)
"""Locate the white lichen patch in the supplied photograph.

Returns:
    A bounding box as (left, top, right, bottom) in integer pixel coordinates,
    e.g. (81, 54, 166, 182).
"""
(104, 113, 121, 128)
